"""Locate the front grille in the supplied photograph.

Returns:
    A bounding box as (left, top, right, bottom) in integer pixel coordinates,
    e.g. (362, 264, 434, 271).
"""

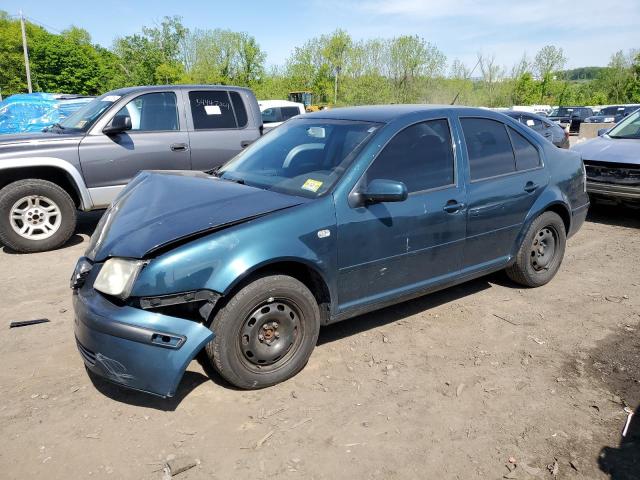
(76, 339, 96, 366)
(584, 160, 640, 186)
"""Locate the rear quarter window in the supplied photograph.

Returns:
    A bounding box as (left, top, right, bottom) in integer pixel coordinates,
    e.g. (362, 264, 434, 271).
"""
(508, 127, 541, 171)
(230, 92, 248, 127)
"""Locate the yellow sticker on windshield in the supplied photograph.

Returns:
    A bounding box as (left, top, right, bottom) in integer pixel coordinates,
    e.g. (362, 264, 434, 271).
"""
(302, 179, 323, 192)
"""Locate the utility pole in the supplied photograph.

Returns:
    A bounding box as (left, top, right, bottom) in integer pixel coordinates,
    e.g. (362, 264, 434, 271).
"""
(19, 10, 33, 93)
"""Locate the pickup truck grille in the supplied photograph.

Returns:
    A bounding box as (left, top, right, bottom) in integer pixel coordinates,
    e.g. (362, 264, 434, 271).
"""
(583, 160, 640, 186)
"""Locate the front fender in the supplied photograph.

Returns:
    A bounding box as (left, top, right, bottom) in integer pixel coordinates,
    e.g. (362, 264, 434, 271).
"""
(0, 156, 92, 209)
(131, 198, 337, 306)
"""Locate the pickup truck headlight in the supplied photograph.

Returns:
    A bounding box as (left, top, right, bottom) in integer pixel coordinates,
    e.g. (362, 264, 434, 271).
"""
(93, 258, 145, 299)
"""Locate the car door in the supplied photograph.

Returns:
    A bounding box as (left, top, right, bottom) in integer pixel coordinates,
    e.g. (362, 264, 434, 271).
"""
(184, 89, 259, 171)
(79, 90, 190, 206)
(335, 118, 467, 311)
(458, 116, 549, 269)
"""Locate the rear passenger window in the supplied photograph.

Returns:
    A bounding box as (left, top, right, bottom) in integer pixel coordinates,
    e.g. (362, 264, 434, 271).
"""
(281, 107, 301, 120)
(366, 119, 455, 193)
(508, 127, 541, 171)
(189, 91, 237, 129)
(461, 118, 515, 181)
(230, 92, 248, 127)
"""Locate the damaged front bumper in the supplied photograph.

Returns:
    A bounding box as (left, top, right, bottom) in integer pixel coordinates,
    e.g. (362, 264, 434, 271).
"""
(73, 275, 215, 398)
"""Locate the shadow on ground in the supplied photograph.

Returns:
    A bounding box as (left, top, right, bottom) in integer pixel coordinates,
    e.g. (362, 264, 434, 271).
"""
(87, 369, 210, 411)
(318, 276, 494, 346)
(587, 201, 640, 229)
(599, 403, 640, 480)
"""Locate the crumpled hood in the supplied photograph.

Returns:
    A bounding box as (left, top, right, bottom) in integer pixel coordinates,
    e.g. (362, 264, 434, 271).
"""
(86, 170, 308, 261)
(572, 136, 640, 165)
(0, 132, 83, 155)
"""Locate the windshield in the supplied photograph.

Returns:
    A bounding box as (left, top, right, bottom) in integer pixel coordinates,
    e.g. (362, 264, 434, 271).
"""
(598, 107, 622, 116)
(58, 93, 120, 132)
(218, 118, 381, 198)
(608, 110, 640, 139)
(550, 108, 574, 117)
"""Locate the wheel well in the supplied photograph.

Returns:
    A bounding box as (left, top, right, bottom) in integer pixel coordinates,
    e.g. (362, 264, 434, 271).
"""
(218, 261, 332, 323)
(0, 167, 82, 208)
(545, 203, 571, 234)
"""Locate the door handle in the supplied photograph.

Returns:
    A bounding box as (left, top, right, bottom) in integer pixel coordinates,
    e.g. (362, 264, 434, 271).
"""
(443, 200, 465, 214)
(241, 140, 253, 148)
(170, 143, 189, 152)
(524, 182, 539, 193)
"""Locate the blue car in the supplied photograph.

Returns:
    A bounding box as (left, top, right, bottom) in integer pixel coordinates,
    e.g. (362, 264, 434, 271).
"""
(71, 105, 590, 396)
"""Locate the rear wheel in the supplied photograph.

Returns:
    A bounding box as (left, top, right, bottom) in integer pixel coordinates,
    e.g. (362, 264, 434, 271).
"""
(506, 211, 566, 287)
(206, 274, 320, 389)
(0, 179, 77, 253)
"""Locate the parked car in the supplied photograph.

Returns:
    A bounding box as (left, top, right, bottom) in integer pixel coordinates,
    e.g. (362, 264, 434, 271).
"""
(584, 105, 639, 124)
(259, 100, 305, 131)
(71, 105, 589, 396)
(0, 85, 262, 253)
(503, 110, 570, 148)
(548, 106, 593, 133)
(0, 93, 93, 135)
(572, 108, 640, 205)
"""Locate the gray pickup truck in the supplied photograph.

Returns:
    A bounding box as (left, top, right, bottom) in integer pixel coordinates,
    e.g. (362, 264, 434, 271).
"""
(0, 85, 263, 252)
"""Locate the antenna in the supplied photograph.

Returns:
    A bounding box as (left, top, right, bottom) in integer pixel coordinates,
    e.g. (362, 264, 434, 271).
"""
(451, 56, 482, 105)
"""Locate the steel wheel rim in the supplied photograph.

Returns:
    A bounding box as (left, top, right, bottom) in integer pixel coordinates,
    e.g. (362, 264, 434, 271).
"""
(238, 298, 303, 370)
(9, 195, 62, 240)
(530, 225, 558, 271)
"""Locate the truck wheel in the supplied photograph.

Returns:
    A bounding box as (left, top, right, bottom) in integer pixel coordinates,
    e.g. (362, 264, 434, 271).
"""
(506, 211, 566, 287)
(206, 274, 320, 389)
(0, 179, 77, 253)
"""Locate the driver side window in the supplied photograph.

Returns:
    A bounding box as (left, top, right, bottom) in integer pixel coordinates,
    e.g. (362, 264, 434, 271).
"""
(112, 92, 179, 132)
(365, 119, 455, 193)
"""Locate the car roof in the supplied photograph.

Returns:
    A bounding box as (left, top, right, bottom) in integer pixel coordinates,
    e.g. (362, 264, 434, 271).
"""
(303, 104, 484, 123)
(505, 110, 550, 121)
(258, 100, 304, 109)
(104, 85, 254, 96)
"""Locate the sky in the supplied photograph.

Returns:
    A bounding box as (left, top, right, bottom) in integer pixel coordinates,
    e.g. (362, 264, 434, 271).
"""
(3, 0, 639, 71)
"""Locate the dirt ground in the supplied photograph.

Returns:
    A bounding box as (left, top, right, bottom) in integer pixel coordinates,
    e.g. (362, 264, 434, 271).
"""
(0, 203, 638, 480)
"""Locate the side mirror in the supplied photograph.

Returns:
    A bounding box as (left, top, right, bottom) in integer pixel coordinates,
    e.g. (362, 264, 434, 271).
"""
(103, 115, 132, 135)
(351, 179, 408, 207)
(597, 127, 610, 137)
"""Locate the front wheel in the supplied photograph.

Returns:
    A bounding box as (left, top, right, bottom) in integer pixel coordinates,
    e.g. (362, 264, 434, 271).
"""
(205, 274, 320, 389)
(506, 211, 566, 287)
(0, 179, 77, 253)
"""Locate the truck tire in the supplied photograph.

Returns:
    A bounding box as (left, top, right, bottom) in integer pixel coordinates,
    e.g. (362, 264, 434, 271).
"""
(0, 179, 77, 253)
(205, 274, 320, 389)
(505, 211, 566, 287)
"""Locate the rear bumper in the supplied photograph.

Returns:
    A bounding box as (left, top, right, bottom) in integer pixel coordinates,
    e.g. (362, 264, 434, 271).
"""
(73, 287, 214, 398)
(569, 202, 589, 238)
(587, 181, 640, 200)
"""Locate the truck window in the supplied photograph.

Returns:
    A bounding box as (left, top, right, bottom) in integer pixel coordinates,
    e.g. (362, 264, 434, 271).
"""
(281, 107, 301, 120)
(230, 92, 248, 127)
(189, 91, 238, 129)
(113, 92, 179, 132)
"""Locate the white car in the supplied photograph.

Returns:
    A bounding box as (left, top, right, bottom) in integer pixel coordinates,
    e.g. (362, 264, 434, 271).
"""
(259, 100, 305, 131)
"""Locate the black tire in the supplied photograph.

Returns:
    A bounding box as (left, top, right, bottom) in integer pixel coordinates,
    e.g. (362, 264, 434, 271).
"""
(0, 179, 77, 253)
(506, 211, 566, 287)
(206, 274, 320, 389)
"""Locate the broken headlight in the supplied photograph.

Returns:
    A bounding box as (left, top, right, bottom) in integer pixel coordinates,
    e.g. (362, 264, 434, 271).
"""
(93, 258, 146, 299)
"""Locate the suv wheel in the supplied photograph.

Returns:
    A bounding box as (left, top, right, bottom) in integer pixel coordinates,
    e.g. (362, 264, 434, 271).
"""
(506, 211, 566, 287)
(206, 274, 320, 389)
(0, 179, 77, 253)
